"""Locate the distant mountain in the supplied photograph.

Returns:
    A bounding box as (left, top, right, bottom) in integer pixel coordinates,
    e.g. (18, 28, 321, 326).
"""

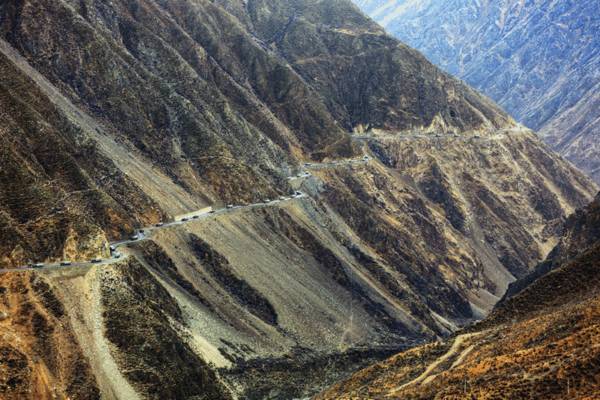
(354, 0, 600, 183)
(318, 192, 600, 399)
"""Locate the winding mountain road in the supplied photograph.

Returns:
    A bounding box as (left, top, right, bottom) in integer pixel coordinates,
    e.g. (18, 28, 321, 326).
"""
(352, 127, 529, 142)
(1, 193, 308, 274)
(388, 332, 481, 394)
(288, 156, 371, 181)
(2, 153, 373, 274)
(2, 125, 525, 275)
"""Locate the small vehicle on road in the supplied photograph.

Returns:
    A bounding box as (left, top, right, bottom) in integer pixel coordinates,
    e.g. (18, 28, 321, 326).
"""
(60, 261, 72, 266)
(181, 217, 190, 222)
(226, 204, 234, 209)
(209, 210, 216, 214)
(279, 196, 286, 201)
(113, 252, 122, 259)
(90, 258, 102, 264)
(32, 263, 44, 269)
(263, 199, 271, 203)
(109, 245, 116, 252)
(130, 234, 140, 241)
(155, 222, 164, 227)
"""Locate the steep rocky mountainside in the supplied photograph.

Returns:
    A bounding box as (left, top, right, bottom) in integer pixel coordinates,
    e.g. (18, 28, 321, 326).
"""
(354, 0, 600, 183)
(0, 0, 516, 268)
(318, 193, 600, 400)
(0, 0, 597, 399)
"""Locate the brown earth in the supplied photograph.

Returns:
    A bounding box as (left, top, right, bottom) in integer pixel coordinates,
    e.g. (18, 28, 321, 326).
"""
(317, 194, 600, 400)
(0, 0, 597, 399)
(0, 272, 99, 400)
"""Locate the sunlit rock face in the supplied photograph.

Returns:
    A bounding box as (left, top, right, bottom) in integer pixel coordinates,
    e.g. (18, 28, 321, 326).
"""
(0, 0, 596, 399)
(354, 0, 600, 183)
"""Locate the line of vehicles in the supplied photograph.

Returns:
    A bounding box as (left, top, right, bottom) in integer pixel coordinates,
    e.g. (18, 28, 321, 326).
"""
(30, 251, 122, 270)
(24, 190, 306, 270)
(21, 154, 375, 270)
(19, 149, 373, 271)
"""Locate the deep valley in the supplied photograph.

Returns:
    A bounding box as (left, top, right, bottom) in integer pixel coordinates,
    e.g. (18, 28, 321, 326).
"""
(0, 1, 597, 399)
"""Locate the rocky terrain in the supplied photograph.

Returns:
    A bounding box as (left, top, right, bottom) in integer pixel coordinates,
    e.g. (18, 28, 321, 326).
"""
(354, 0, 600, 183)
(0, 0, 597, 399)
(317, 193, 600, 399)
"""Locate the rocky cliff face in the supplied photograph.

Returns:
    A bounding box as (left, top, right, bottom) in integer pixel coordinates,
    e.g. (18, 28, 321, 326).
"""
(0, 0, 597, 399)
(318, 193, 600, 400)
(354, 0, 600, 183)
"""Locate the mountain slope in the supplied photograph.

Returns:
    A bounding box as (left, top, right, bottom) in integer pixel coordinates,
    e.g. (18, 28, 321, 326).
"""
(0, 1, 597, 399)
(354, 0, 600, 183)
(317, 193, 600, 399)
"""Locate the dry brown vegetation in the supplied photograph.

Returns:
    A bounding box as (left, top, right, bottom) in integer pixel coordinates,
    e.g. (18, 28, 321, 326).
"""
(0, 1, 597, 399)
(318, 195, 600, 400)
(0, 273, 99, 400)
(318, 294, 600, 399)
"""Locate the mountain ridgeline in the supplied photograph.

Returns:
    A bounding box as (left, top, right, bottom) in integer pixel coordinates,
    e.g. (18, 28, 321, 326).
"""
(0, 1, 596, 399)
(354, 0, 600, 183)
(0, 0, 515, 268)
